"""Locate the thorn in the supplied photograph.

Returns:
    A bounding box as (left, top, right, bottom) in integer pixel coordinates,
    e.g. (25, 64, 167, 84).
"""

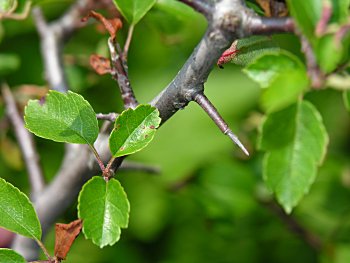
(194, 92, 250, 156)
(226, 130, 250, 156)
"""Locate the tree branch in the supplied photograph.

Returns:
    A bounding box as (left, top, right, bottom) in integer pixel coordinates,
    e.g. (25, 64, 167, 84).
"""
(13, 0, 305, 259)
(178, 0, 213, 18)
(108, 38, 138, 109)
(2, 85, 45, 197)
(194, 92, 249, 155)
(96, 112, 119, 122)
(247, 16, 295, 35)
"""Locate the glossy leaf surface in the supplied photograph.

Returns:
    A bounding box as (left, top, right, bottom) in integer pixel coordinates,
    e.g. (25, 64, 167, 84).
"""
(259, 101, 329, 213)
(25, 90, 98, 146)
(109, 104, 161, 157)
(0, 249, 26, 263)
(78, 177, 130, 248)
(113, 0, 156, 25)
(244, 51, 309, 112)
(0, 178, 41, 240)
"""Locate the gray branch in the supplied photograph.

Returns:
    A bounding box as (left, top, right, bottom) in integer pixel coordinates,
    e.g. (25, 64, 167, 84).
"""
(2, 85, 45, 198)
(12, 0, 296, 259)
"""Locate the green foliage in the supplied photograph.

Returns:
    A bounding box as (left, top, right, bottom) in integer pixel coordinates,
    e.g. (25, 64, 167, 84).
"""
(286, 0, 321, 43)
(287, 0, 350, 73)
(232, 36, 280, 66)
(0, 54, 20, 75)
(113, 0, 156, 25)
(259, 101, 329, 213)
(0, 249, 26, 263)
(0, 0, 16, 13)
(109, 104, 161, 157)
(78, 176, 130, 248)
(24, 90, 99, 146)
(244, 51, 309, 112)
(0, 178, 41, 240)
(343, 90, 350, 111)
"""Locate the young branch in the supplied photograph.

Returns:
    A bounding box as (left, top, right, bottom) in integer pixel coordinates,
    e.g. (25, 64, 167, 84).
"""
(122, 24, 135, 62)
(32, 0, 96, 92)
(108, 38, 138, 109)
(2, 85, 45, 197)
(260, 199, 323, 251)
(120, 161, 161, 175)
(96, 112, 119, 122)
(300, 34, 324, 88)
(178, 0, 213, 18)
(13, 0, 306, 259)
(194, 92, 249, 156)
(247, 16, 295, 35)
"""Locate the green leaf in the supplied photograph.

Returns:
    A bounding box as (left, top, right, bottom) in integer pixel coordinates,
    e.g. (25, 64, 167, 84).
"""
(331, 0, 350, 23)
(259, 101, 329, 213)
(0, 0, 16, 13)
(113, 0, 156, 25)
(24, 90, 98, 146)
(78, 176, 130, 248)
(316, 34, 344, 73)
(343, 90, 350, 111)
(232, 36, 280, 66)
(109, 104, 161, 158)
(0, 178, 41, 240)
(243, 51, 309, 112)
(0, 249, 26, 263)
(0, 54, 20, 75)
(286, 0, 322, 43)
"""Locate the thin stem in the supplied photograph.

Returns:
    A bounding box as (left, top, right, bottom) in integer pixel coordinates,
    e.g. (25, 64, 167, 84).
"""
(123, 24, 134, 61)
(35, 239, 52, 261)
(96, 112, 119, 122)
(178, 0, 212, 18)
(299, 34, 324, 88)
(194, 92, 249, 156)
(108, 37, 138, 109)
(2, 85, 45, 197)
(260, 199, 323, 251)
(104, 156, 126, 179)
(248, 16, 295, 35)
(89, 145, 105, 172)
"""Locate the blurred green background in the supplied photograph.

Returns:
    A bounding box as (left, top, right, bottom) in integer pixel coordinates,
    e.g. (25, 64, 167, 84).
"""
(1, 0, 350, 262)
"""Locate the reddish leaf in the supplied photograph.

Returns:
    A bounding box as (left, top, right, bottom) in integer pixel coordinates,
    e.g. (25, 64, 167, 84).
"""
(89, 54, 112, 75)
(217, 41, 239, 68)
(315, 2, 332, 36)
(82, 10, 122, 39)
(54, 219, 83, 260)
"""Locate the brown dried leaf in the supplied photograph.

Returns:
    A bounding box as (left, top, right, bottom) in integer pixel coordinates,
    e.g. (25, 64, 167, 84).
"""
(90, 54, 111, 75)
(54, 219, 83, 260)
(256, 0, 288, 17)
(82, 10, 122, 39)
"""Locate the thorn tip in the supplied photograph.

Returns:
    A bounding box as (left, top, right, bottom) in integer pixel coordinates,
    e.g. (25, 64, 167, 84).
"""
(227, 131, 249, 156)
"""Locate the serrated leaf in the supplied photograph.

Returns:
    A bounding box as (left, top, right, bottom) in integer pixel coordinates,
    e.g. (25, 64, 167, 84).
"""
(244, 51, 309, 112)
(78, 176, 130, 248)
(113, 0, 156, 25)
(0, 178, 41, 240)
(0, 249, 26, 263)
(259, 101, 329, 213)
(232, 36, 280, 66)
(25, 90, 98, 146)
(109, 104, 161, 158)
